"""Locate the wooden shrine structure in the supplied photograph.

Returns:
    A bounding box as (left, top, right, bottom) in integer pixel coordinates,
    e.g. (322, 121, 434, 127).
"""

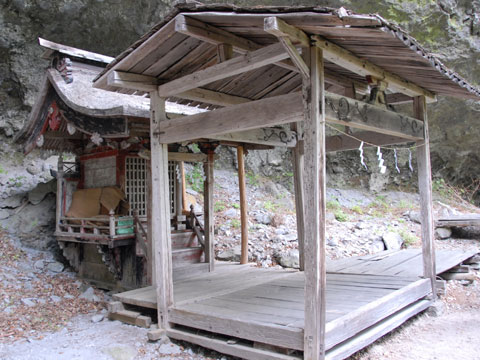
(87, 2, 478, 359)
(15, 38, 215, 290)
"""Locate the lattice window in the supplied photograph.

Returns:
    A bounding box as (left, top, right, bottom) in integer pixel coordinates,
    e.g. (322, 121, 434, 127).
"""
(125, 157, 147, 216)
(125, 157, 176, 217)
(168, 161, 177, 215)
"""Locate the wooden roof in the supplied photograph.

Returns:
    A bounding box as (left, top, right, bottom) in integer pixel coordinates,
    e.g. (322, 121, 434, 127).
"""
(15, 39, 202, 154)
(94, 2, 480, 107)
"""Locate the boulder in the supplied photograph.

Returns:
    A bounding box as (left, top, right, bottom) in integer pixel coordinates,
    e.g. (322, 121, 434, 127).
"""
(255, 212, 271, 225)
(33, 259, 44, 270)
(382, 232, 404, 250)
(0, 209, 9, 220)
(46, 261, 64, 273)
(371, 239, 386, 253)
(224, 208, 237, 218)
(28, 180, 56, 205)
(216, 245, 241, 262)
(274, 249, 299, 269)
(0, 194, 24, 208)
(408, 211, 421, 224)
(435, 227, 452, 239)
(91, 314, 105, 323)
(79, 287, 100, 302)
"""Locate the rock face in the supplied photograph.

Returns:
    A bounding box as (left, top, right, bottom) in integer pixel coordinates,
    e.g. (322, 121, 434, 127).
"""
(0, 0, 479, 250)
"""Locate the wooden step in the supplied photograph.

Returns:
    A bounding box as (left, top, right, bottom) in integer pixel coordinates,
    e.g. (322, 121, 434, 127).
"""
(171, 230, 199, 250)
(172, 247, 203, 268)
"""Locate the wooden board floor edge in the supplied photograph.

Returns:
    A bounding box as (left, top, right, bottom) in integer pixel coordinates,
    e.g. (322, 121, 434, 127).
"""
(325, 299, 432, 360)
(167, 328, 302, 360)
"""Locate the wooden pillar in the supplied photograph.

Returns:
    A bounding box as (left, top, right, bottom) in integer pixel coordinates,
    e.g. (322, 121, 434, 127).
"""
(146, 162, 153, 285)
(303, 46, 327, 359)
(204, 151, 215, 271)
(180, 161, 188, 213)
(414, 95, 437, 299)
(176, 162, 183, 217)
(237, 145, 248, 265)
(291, 122, 305, 271)
(55, 155, 64, 233)
(150, 91, 174, 329)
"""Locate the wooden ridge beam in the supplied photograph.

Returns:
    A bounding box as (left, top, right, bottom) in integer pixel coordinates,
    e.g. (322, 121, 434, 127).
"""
(157, 92, 424, 144)
(312, 35, 436, 102)
(264, 17, 310, 47)
(157, 42, 290, 98)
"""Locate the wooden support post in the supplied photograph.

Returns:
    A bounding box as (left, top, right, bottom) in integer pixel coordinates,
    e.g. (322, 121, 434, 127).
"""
(150, 91, 174, 329)
(291, 122, 305, 271)
(109, 210, 116, 237)
(204, 151, 215, 271)
(237, 145, 248, 265)
(180, 161, 188, 213)
(146, 162, 153, 284)
(217, 43, 233, 62)
(55, 155, 64, 233)
(176, 162, 183, 217)
(414, 95, 437, 300)
(303, 46, 327, 360)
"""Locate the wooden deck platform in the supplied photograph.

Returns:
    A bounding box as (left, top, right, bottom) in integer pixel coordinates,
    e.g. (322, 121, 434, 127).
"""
(113, 249, 477, 359)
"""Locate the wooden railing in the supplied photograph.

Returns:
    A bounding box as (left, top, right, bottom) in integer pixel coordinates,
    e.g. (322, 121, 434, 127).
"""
(58, 210, 135, 240)
(133, 209, 149, 258)
(189, 205, 205, 248)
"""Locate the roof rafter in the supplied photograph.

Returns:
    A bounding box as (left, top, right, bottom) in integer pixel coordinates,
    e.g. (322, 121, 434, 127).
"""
(312, 34, 436, 102)
(157, 42, 290, 98)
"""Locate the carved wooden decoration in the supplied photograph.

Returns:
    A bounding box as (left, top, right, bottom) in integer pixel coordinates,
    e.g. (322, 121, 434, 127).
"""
(54, 56, 73, 84)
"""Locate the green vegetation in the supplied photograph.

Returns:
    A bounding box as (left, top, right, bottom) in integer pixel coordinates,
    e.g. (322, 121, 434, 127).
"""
(190, 143, 200, 153)
(0, 165, 6, 174)
(230, 219, 240, 229)
(8, 175, 25, 188)
(214, 201, 226, 212)
(263, 200, 279, 212)
(232, 203, 240, 209)
(351, 205, 364, 215)
(246, 171, 260, 187)
(326, 199, 341, 211)
(186, 163, 204, 193)
(397, 199, 414, 210)
(388, 225, 418, 248)
(334, 210, 349, 222)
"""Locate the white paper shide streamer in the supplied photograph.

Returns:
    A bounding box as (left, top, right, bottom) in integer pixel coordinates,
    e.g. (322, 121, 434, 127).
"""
(394, 149, 400, 173)
(358, 141, 368, 170)
(408, 149, 414, 172)
(376, 146, 386, 174)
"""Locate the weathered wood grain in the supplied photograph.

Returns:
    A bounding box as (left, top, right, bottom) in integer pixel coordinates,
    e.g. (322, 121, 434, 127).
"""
(158, 92, 424, 144)
(150, 92, 174, 329)
(414, 95, 436, 299)
(303, 45, 327, 360)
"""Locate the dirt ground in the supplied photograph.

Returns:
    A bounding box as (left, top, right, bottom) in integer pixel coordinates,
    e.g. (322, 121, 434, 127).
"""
(351, 272, 480, 360)
(0, 231, 479, 360)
